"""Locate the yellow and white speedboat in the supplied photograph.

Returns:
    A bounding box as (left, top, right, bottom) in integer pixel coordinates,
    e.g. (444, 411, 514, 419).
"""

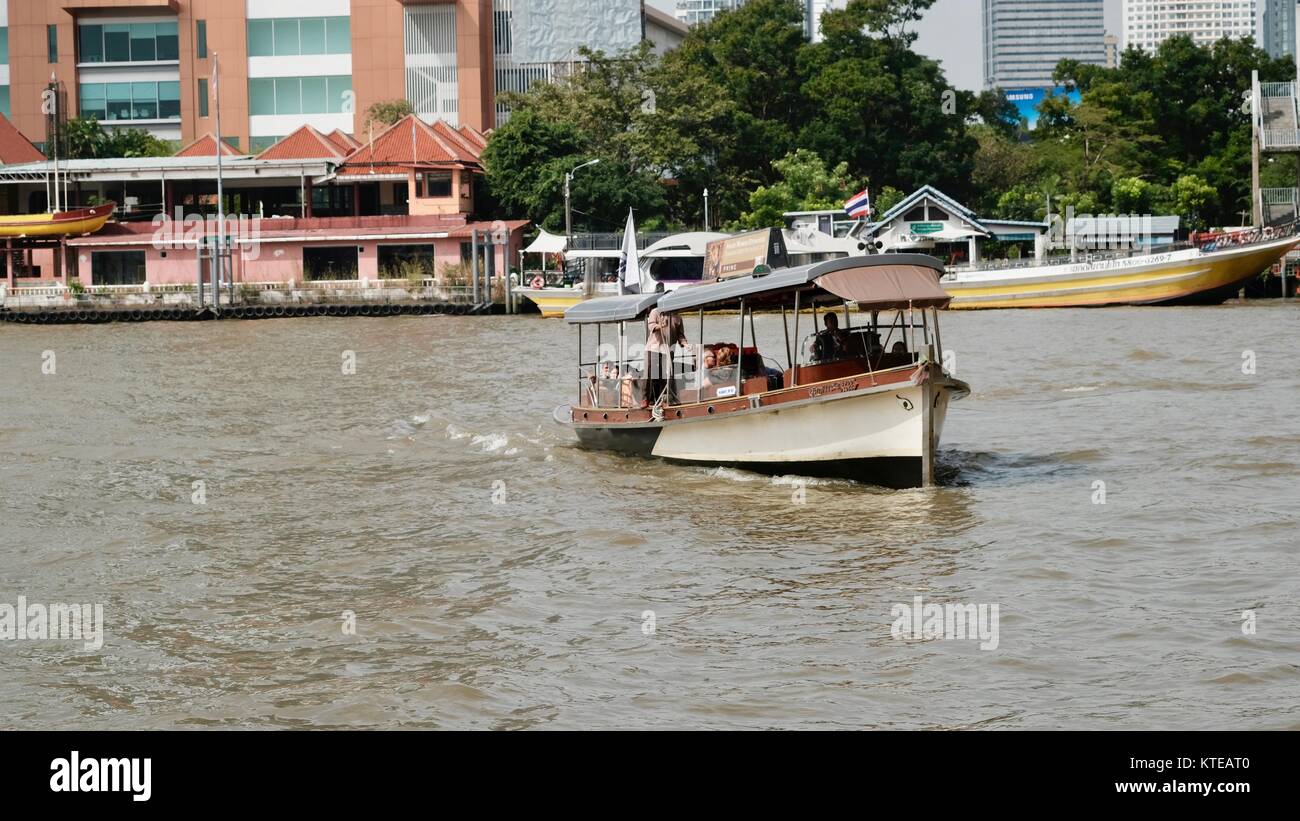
(941, 226, 1299, 308)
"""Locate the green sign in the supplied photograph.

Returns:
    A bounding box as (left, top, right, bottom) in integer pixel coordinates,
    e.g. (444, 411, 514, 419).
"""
(910, 222, 944, 235)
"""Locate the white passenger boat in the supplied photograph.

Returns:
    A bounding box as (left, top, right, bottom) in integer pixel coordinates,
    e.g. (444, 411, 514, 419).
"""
(553, 254, 969, 488)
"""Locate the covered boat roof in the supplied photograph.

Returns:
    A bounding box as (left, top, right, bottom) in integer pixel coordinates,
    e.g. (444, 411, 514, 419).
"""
(564, 292, 663, 324)
(657, 254, 950, 313)
(643, 231, 730, 256)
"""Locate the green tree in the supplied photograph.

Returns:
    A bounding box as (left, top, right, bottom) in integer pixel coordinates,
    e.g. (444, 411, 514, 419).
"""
(62, 117, 172, 159)
(1111, 176, 1153, 214)
(737, 149, 863, 228)
(797, 0, 975, 199)
(365, 99, 414, 130)
(874, 185, 906, 215)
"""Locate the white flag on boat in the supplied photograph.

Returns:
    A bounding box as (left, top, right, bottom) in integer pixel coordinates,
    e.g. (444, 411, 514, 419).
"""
(617, 209, 643, 295)
(845, 188, 872, 219)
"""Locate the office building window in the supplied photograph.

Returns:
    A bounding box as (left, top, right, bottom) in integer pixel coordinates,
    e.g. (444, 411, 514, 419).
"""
(78, 22, 178, 63)
(48, 25, 58, 63)
(196, 20, 207, 58)
(79, 82, 180, 122)
(0, 86, 9, 118)
(248, 76, 352, 116)
(198, 79, 209, 117)
(0, 27, 9, 64)
(248, 18, 350, 57)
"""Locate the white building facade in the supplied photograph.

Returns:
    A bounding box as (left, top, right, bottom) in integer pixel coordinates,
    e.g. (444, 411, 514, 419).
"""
(1122, 0, 1258, 52)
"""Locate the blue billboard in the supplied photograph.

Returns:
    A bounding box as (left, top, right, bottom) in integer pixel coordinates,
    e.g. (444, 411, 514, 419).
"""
(1004, 86, 1082, 130)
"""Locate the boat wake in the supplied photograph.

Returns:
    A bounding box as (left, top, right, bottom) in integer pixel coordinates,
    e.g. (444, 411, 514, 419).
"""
(940, 448, 1105, 487)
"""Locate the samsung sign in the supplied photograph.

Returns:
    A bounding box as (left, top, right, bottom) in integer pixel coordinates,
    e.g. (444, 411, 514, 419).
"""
(1005, 86, 1082, 130)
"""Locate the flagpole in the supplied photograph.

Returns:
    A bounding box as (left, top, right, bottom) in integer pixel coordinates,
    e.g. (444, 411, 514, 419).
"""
(213, 52, 224, 309)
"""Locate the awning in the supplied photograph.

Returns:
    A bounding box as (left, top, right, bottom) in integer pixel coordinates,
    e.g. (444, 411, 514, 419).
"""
(525, 229, 567, 255)
(564, 292, 662, 324)
(816, 263, 950, 309)
(657, 254, 948, 313)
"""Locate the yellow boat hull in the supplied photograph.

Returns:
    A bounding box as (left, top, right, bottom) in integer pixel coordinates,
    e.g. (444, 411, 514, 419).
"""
(943, 234, 1299, 309)
(514, 287, 620, 318)
(0, 203, 116, 238)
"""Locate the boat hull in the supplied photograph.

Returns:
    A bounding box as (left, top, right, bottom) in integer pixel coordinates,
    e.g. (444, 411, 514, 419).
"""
(0, 203, 116, 238)
(563, 369, 966, 488)
(513, 287, 589, 318)
(943, 234, 1299, 309)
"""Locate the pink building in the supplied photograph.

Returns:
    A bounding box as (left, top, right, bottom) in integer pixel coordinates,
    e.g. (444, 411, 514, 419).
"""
(0, 114, 528, 291)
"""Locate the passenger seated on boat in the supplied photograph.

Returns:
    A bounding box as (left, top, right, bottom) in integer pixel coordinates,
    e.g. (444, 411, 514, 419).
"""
(811, 314, 851, 363)
(877, 341, 916, 370)
(698, 349, 718, 387)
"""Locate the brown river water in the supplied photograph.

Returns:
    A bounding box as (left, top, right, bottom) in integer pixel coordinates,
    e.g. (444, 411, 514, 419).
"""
(1, 304, 1298, 729)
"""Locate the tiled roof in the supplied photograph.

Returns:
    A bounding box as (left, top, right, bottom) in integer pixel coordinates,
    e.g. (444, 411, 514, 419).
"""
(457, 125, 488, 150)
(337, 115, 483, 177)
(174, 133, 242, 158)
(327, 129, 362, 153)
(255, 124, 349, 160)
(0, 112, 46, 165)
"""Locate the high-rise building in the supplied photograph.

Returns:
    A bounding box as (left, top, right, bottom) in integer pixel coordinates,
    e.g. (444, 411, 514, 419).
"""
(1264, 0, 1297, 59)
(804, 1, 847, 43)
(675, 0, 746, 26)
(1121, 0, 1258, 52)
(0, 0, 665, 153)
(675, 0, 841, 41)
(1104, 32, 1120, 67)
(983, 0, 1107, 89)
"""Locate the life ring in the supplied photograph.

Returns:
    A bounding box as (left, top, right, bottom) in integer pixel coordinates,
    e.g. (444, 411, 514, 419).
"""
(530, 275, 545, 290)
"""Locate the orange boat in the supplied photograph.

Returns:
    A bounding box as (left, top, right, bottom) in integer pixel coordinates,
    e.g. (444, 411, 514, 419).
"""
(0, 202, 116, 238)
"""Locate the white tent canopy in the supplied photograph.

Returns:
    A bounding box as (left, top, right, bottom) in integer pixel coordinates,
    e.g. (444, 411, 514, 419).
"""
(524, 229, 567, 255)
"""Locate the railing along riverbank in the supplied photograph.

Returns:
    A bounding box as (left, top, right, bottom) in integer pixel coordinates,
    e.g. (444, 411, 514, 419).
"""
(0, 277, 507, 323)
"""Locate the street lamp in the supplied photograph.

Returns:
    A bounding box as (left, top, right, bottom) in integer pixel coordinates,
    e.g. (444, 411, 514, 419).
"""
(564, 158, 601, 245)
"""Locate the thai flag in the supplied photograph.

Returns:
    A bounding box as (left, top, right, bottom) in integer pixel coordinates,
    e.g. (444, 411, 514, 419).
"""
(845, 188, 871, 219)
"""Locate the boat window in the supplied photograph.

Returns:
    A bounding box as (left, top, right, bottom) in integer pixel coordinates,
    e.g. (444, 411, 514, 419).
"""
(646, 256, 704, 282)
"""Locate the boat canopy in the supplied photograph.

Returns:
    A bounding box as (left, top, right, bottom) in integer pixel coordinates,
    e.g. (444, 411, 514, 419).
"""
(656, 254, 950, 313)
(564, 292, 663, 324)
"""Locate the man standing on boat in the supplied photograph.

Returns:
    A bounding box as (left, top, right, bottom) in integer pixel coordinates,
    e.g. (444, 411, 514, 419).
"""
(645, 307, 688, 407)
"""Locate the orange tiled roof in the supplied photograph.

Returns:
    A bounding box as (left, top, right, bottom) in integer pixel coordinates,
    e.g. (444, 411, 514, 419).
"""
(457, 124, 489, 150)
(175, 133, 241, 158)
(337, 115, 483, 177)
(0, 112, 46, 165)
(255, 124, 350, 160)
(327, 129, 362, 153)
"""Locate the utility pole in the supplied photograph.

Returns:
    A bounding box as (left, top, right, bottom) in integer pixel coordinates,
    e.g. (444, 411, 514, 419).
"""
(213, 52, 225, 311)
